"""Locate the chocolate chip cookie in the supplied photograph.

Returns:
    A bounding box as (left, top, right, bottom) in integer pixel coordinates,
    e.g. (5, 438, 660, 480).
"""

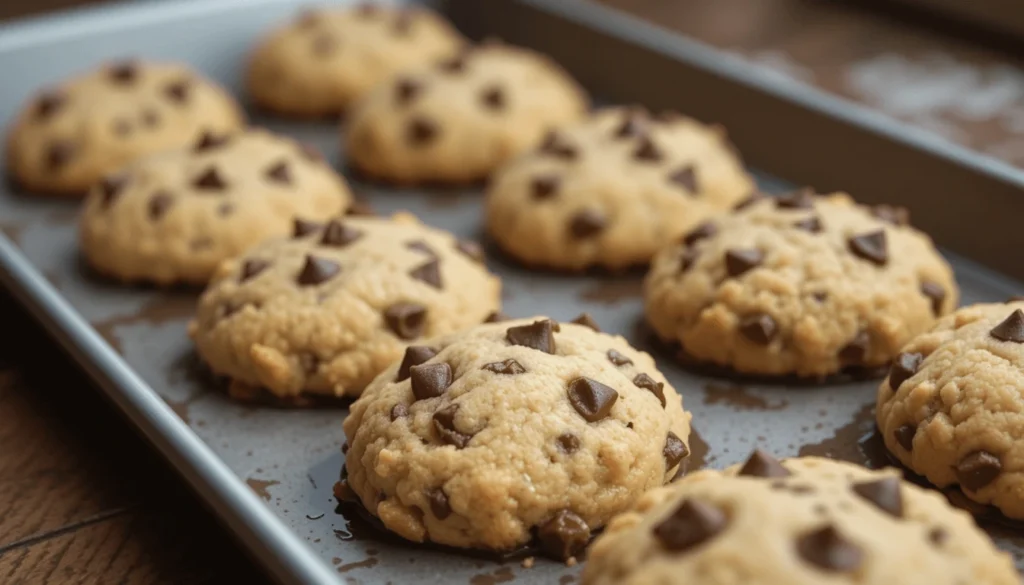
(246, 4, 464, 117)
(644, 191, 957, 378)
(344, 42, 588, 184)
(877, 301, 1024, 520)
(484, 107, 755, 271)
(188, 213, 500, 402)
(7, 60, 244, 195)
(583, 451, 1017, 585)
(340, 316, 692, 558)
(79, 128, 351, 285)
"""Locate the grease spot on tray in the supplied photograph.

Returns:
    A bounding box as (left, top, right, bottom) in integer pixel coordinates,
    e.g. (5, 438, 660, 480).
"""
(797, 401, 888, 468)
(246, 478, 280, 501)
(91, 294, 195, 352)
(470, 566, 515, 584)
(703, 382, 788, 411)
(577, 279, 643, 305)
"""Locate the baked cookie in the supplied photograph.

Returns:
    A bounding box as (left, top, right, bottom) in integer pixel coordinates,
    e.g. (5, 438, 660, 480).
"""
(246, 4, 464, 117)
(189, 213, 500, 402)
(484, 107, 755, 271)
(340, 316, 692, 558)
(6, 60, 244, 195)
(79, 129, 352, 285)
(877, 300, 1024, 520)
(582, 452, 1018, 585)
(644, 191, 957, 378)
(344, 42, 588, 184)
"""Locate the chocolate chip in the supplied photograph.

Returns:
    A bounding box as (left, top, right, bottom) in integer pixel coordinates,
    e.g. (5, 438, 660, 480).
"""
(164, 79, 191, 103)
(669, 165, 699, 192)
(292, 218, 323, 238)
(482, 359, 525, 375)
(320, 220, 362, 247)
(652, 500, 727, 553)
(955, 451, 1002, 491)
(265, 160, 291, 185)
(409, 259, 442, 289)
(928, 527, 948, 546)
(192, 166, 228, 191)
(385, 303, 427, 339)
(45, 141, 75, 170)
(682, 222, 716, 246)
(240, 259, 270, 282)
(531, 175, 560, 200)
(108, 61, 138, 84)
(311, 33, 337, 56)
(437, 54, 467, 73)
(389, 404, 409, 421)
(148, 191, 173, 221)
(485, 311, 508, 323)
(396, 346, 437, 382)
(410, 363, 452, 401)
(296, 255, 340, 286)
(394, 77, 421, 105)
(569, 210, 606, 239)
(406, 117, 439, 147)
(606, 349, 632, 367)
(679, 248, 700, 272)
(537, 510, 590, 561)
(633, 136, 663, 162)
(838, 331, 869, 365)
(796, 525, 863, 573)
(506, 320, 557, 354)
(737, 449, 790, 478)
(613, 109, 647, 139)
(739, 314, 777, 345)
(567, 377, 618, 422)
(405, 240, 436, 257)
(852, 477, 903, 517)
(888, 352, 922, 391)
(98, 175, 127, 207)
(733, 192, 765, 211)
(812, 291, 828, 303)
(34, 92, 64, 120)
(872, 204, 909, 226)
(455, 240, 484, 263)
(990, 309, 1024, 342)
(725, 248, 763, 278)
(848, 230, 888, 266)
(775, 189, 814, 209)
(432, 403, 471, 447)
(919, 282, 946, 316)
(193, 131, 230, 153)
(894, 424, 916, 451)
(426, 488, 451, 519)
(480, 85, 505, 110)
(538, 131, 577, 160)
(633, 373, 666, 407)
(571, 313, 600, 332)
(793, 216, 823, 233)
(663, 432, 689, 468)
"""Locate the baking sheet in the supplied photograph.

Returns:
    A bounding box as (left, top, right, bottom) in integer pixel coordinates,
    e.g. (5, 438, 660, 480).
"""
(1, 0, 1023, 584)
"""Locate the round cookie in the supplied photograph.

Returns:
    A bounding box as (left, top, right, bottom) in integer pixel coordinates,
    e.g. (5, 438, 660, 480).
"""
(643, 191, 958, 378)
(79, 128, 352, 285)
(189, 213, 501, 402)
(344, 42, 588, 184)
(340, 316, 692, 558)
(246, 4, 464, 117)
(484, 107, 755, 271)
(582, 451, 1018, 585)
(877, 300, 1024, 520)
(6, 60, 244, 195)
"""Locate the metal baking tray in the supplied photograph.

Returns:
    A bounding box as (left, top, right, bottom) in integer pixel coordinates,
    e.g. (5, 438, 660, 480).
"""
(2, 0, 1024, 584)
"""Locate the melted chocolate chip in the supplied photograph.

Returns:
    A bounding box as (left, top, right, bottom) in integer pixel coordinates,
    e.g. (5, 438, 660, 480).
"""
(679, 248, 700, 273)
(894, 424, 916, 451)
(34, 92, 64, 120)
(320, 220, 361, 247)
(426, 487, 451, 519)
(506, 320, 557, 354)
(405, 240, 436, 257)
(955, 451, 1002, 491)
(633, 373, 666, 407)
(663, 432, 689, 468)
(456, 240, 484, 263)
(633, 136, 663, 162)
(432, 403, 471, 448)
(292, 218, 323, 238)
(480, 85, 506, 110)
(737, 449, 791, 478)
(192, 166, 228, 191)
(557, 433, 580, 453)
(296, 255, 340, 285)
(108, 61, 138, 84)
(725, 248, 763, 278)
(148, 191, 173, 221)
(606, 349, 632, 367)
(733, 191, 765, 211)
(848, 230, 888, 266)
(569, 210, 607, 239)
(682, 222, 716, 246)
(739, 314, 777, 345)
(389, 404, 409, 421)
(793, 216, 823, 233)
(164, 79, 191, 103)
(531, 175, 560, 200)
(538, 131, 578, 160)
(990, 309, 1024, 342)
(775, 189, 814, 209)
(571, 313, 600, 332)
(265, 160, 291, 185)
(653, 500, 727, 553)
(614, 109, 647, 139)
(919, 282, 946, 316)
(394, 78, 421, 105)
(872, 204, 910, 226)
(669, 165, 699, 192)
(482, 359, 525, 375)
(928, 527, 948, 546)
(410, 363, 452, 401)
(406, 117, 439, 146)
(396, 346, 437, 382)
(409, 259, 443, 289)
(437, 54, 467, 73)
(240, 259, 270, 282)
(838, 331, 869, 365)
(45, 141, 75, 170)
(852, 477, 903, 517)
(888, 352, 922, 391)
(193, 131, 230, 153)
(567, 377, 618, 423)
(796, 525, 863, 573)
(537, 510, 590, 561)
(384, 303, 427, 339)
(98, 175, 127, 207)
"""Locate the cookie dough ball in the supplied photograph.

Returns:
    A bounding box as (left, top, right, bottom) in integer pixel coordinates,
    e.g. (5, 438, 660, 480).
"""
(583, 452, 1018, 585)
(644, 191, 957, 378)
(79, 129, 351, 285)
(6, 60, 244, 195)
(246, 4, 464, 117)
(189, 213, 500, 402)
(877, 301, 1024, 519)
(484, 107, 754, 271)
(344, 42, 588, 184)
(341, 317, 692, 557)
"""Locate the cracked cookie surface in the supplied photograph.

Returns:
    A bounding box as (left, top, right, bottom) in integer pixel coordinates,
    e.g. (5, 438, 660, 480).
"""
(341, 316, 692, 556)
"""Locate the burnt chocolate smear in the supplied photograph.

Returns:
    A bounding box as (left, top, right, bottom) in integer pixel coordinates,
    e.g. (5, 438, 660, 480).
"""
(469, 567, 516, 585)
(246, 478, 280, 501)
(797, 402, 889, 468)
(702, 382, 788, 411)
(578, 278, 644, 305)
(337, 557, 379, 573)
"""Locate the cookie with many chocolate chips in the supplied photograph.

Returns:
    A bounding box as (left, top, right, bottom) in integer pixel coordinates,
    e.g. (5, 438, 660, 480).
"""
(79, 129, 352, 285)
(7, 60, 243, 195)
(344, 42, 588, 184)
(582, 453, 1017, 585)
(341, 316, 691, 557)
(188, 212, 500, 401)
(643, 191, 957, 378)
(246, 4, 464, 117)
(485, 107, 755, 271)
(877, 301, 1024, 520)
